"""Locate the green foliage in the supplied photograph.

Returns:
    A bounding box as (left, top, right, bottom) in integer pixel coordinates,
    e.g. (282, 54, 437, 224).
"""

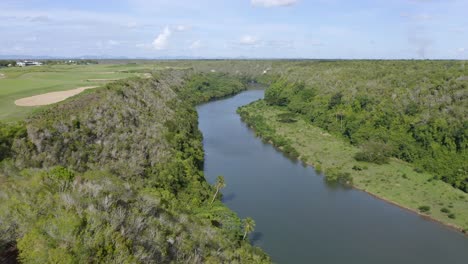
(180, 72, 247, 104)
(418, 205, 431, 213)
(276, 112, 298, 123)
(0, 122, 26, 161)
(260, 61, 468, 192)
(325, 169, 354, 185)
(243, 217, 255, 240)
(0, 72, 270, 263)
(354, 141, 393, 165)
(238, 106, 300, 160)
(440, 207, 451, 213)
(352, 164, 367, 171)
(0, 60, 16, 67)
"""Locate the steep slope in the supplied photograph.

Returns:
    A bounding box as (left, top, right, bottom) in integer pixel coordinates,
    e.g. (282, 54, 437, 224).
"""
(0, 71, 269, 263)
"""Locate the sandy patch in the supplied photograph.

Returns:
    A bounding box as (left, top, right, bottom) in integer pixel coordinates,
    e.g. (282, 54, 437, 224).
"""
(0, 73, 5, 79)
(15, 86, 98, 106)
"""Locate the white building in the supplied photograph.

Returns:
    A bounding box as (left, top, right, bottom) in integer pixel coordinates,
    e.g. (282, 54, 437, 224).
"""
(16, 61, 43, 67)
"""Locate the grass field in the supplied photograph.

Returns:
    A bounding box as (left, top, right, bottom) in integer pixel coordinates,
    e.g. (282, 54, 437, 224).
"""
(0, 63, 165, 121)
(240, 100, 468, 232)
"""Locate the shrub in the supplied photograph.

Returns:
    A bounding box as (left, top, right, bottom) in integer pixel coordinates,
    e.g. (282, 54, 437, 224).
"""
(418, 205, 430, 213)
(314, 164, 323, 173)
(354, 141, 392, 165)
(326, 169, 353, 184)
(352, 165, 365, 171)
(276, 112, 297, 123)
(448, 213, 456, 219)
(440, 208, 450, 214)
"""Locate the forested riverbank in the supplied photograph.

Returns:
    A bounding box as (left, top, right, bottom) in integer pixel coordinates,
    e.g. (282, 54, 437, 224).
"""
(0, 70, 270, 263)
(237, 60, 468, 233)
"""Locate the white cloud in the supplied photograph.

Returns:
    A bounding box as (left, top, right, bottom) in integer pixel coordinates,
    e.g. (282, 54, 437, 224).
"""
(108, 40, 119, 46)
(189, 40, 202, 49)
(251, 0, 298, 8)
(239, 35, 259, 45)
(174, 25, 191, 31)
(457, 48, 465, 53)
(152, 26, 171, 50)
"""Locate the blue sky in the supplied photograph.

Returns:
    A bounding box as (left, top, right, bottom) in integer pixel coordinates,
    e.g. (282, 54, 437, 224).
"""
(0, 0, 466, 59)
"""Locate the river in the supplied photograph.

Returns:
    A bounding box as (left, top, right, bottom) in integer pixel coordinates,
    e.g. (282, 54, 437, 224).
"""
(197, 89, 468, 264)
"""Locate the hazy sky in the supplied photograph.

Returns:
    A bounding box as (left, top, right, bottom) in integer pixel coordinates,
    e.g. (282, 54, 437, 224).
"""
(0, 0, 467, 59)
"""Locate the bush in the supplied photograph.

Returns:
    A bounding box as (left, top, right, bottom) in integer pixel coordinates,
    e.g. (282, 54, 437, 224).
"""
(325, 169, 353, 184)
(448, 213, 456, 219)
(276, 112, 297, 123)
(354, 141, 392, 165)
(314, 164, 323, 174)
(440, 208, 450, 214)
(352, 165, 366, 171)
(0, 122, 27, 161)
(418, 205, 431, 213)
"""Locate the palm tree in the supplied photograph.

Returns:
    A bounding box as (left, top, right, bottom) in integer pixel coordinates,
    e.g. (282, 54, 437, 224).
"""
(210, 176, 226, 205)
(243, 217, 255, 240)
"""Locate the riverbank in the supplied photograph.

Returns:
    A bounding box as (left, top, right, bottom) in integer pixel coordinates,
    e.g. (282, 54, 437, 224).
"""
(238, 100, 468, 235)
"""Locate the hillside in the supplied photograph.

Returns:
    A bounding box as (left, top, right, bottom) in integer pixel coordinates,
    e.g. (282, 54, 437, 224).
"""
(0, 70, 270, 263)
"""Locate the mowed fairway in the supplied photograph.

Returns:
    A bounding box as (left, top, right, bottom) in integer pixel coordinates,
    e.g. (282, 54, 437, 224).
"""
(0, 63, 158, 121)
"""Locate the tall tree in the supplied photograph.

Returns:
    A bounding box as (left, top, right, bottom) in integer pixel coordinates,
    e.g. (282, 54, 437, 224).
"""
(210, 175, 226, 205)
(243, 217, 255, 240)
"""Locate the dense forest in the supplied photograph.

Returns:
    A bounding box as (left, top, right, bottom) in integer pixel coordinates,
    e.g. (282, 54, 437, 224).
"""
(0, 71, 269, 263)
(262, 60, 467, 192)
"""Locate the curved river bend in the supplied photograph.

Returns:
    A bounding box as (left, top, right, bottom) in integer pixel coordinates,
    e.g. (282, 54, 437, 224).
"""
(197, 90, 468, 264)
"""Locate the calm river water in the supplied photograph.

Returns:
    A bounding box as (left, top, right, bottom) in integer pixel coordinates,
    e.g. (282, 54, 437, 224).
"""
(197, 90, 468, 264)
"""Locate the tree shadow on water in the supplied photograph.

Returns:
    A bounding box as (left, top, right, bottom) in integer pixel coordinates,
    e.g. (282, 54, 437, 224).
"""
(250, 231, 264, 244)
(221, 192, 236, 202)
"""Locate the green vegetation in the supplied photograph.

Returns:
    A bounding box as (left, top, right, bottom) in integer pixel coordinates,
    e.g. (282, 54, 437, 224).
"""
(1, 59, 467, 261)
(0, 60, 16, 67)
(242, 218, 255, 241)
(263, 60, 467, 192)
(211, 176, 227, 205)
(0, 70, 269, 263)
(418, 205, 431, 213)
(239, 99, 468, 232)
(0, 63, 160, 121)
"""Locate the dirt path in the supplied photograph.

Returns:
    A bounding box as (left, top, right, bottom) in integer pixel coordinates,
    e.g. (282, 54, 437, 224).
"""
(15, 86, 98, 106)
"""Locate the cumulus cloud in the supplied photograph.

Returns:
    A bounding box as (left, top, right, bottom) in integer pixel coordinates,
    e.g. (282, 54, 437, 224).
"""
(251, 0, 297, 8)
(152, 26, 171, 50)
(239, 35, 259, 45)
